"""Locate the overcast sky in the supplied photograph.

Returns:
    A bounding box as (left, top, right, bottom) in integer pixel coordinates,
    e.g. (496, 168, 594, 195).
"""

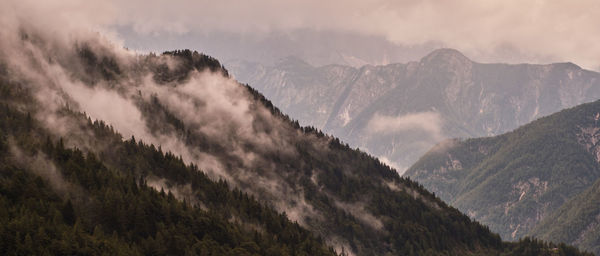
(6, 0, 600, 69)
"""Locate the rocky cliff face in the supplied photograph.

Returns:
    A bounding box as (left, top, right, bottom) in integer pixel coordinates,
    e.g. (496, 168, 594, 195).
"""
(228, 49, 600, 172)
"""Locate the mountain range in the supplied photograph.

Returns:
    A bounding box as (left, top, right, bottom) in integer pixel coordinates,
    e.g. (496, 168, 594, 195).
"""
(119, 28, 439, 68)
(406, 99, 600, 254)
(228, 49, 600, 172)
(0, 17, 589, 255)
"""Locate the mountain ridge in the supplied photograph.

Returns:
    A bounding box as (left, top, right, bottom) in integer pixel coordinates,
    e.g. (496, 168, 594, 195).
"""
(227, 48, 600, 172)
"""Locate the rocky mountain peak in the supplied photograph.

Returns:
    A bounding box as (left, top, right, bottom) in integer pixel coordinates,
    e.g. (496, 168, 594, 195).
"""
(275, 55, 314, 70)
(420, 48, 472, 67)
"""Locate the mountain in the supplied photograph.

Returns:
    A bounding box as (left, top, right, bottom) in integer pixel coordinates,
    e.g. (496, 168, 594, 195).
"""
(405, 99, 600, 254)
(0, 17, 591, 256)
(228, 49, 600, 172)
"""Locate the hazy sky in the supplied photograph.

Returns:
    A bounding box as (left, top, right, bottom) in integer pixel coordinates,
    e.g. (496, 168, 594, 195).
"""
(6, 0, 600, 69)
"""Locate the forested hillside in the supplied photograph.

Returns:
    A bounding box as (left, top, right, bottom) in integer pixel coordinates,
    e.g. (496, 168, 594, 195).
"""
(407, 99, 600, 255)
(0, 80, 337, 255)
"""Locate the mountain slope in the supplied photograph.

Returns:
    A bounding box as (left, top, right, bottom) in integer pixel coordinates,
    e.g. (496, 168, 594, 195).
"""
(406, 99, 600, 254)
(0, 103, 336, 255)
(229, 49, 600, 172)
(0, 16, 592, 256)
(531, 178, 600, 254)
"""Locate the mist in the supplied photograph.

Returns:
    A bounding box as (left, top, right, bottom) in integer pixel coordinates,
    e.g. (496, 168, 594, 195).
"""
(0, 7, 378, 254)
(363, 111, 445, 174)
(367, 111, 444, 141)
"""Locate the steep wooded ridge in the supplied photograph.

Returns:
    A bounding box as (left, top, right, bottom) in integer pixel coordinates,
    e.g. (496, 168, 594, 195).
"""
(0, 22, 589, 255)
(229, 50, 600, 172)
(0, 85, 336, 255)
(406, 99, 600, 255)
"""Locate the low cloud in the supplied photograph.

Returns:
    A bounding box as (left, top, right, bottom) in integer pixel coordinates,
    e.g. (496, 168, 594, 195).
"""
(8, 143, 77, 198)
(334, 201, 384, 231)
(365, 112, 446, 174)
(146, 176, 198, 205)
(367, 111, 444, 141)
(429, 139, 459, 154)
(63, 80, 148, 140)
(378, 156, 405, 173)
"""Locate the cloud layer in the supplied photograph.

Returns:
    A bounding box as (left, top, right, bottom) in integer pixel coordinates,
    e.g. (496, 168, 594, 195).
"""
(6, 0, 598, 69)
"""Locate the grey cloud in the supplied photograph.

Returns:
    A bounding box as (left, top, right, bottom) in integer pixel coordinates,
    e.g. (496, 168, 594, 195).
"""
(367, 111, 444, 141)
(8, 143, 78, 198)
(7, 0, 597, 69)
(334, 201, 384, 231)
(378, 156, 405, 174)
(364, 111, 445, 174)
(145, 176, 199, 205)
